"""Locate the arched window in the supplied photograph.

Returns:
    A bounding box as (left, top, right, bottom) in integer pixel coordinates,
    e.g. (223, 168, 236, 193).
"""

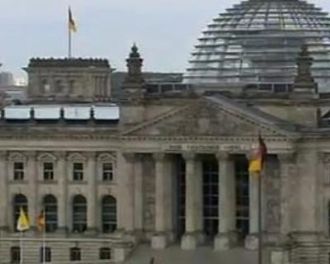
(43, 195, 58, 232)
(72, 195, 87, 233)
(101, 195, 116, 233)
(13, 194, 28, 231)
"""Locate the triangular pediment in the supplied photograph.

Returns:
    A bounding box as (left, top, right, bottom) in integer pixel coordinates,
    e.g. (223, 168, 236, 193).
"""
(122, 96, 297, 138)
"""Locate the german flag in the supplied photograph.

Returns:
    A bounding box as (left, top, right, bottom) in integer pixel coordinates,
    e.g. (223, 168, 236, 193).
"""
(68, 7, 77, 32)
(37, 210, 46, 232)
(248, 134, 267, 174)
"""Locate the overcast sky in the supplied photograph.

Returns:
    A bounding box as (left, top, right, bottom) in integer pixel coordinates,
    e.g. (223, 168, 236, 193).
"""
(1, 0, 330, 79)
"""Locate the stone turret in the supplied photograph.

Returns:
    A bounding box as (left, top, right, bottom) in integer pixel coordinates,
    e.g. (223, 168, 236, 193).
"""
(24, 58, 113, 103)
(293, 44, 318, 95)
(121, 44, 145, 101)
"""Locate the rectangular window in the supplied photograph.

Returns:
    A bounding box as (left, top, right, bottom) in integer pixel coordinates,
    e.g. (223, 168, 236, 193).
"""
(99, 247, 111, 260)
(102, 163, 113, 181)
(43, 162, 54, 181)
(70, 247, 81, 261)
(10, 246, 20, 264)
(40, 247, 51, 263)
(73, 163, 83, 181)
(13, 162, 24, 181)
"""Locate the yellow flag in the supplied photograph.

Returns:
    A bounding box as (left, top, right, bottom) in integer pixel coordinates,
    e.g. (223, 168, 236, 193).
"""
(17, 207, 30, 231)
(68, 7, 77, 32)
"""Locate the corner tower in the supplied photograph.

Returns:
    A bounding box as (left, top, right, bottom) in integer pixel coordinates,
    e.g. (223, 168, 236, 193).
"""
(24, 58, 113, 103)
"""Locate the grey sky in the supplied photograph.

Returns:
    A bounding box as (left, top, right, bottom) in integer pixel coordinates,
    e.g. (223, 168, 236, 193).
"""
(1, 0, 330, 79)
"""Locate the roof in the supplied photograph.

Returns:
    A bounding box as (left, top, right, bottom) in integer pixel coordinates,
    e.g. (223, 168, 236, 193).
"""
(2, 104, 119, 121)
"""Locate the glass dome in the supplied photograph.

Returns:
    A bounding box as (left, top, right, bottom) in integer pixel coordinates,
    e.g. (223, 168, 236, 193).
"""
(184, 0, 330, 92)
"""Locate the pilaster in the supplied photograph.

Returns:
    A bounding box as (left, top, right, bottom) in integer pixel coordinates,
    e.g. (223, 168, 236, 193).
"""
(0, 151, 8, 232)
(278, 152, 296, 238)
(27, 151, 37, 230)
(117, 152, 136, 233)
(56, 151, 68, 234)
(86, 151, 97, 234)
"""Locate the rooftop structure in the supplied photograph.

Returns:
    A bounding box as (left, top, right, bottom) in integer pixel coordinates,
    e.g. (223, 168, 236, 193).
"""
(184, 0, 330, 92)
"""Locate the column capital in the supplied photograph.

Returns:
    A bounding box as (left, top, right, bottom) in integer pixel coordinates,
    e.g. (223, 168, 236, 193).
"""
(277, 152, 296, 164)
(0, 151, 8, 160)
(85, 151, 97, 159)
(216, 151, 231, 161)
(182, 152, 196, 161)
(54, 151, 67, 159)
(153, 152, 167, 162)
(25, 151, 37, 159)
(318, 152, 330, 164)
(122, 152, 136, 162)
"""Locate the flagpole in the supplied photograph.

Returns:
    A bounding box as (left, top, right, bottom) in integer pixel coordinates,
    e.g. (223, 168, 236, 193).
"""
(42, 226, 46, 264)
(19, 231, 23, 264)
(258, 171, 263, 264)
(68, 13, 72, 58)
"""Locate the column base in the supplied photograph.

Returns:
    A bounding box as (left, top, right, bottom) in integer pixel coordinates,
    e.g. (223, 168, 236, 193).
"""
(151, 232, 171, 249)
(245, 233, 259, 250)
(84, 227, 98, 236)
(270, 249, 290, 264)
(56, 227, 68, 235)
(181, 232, 205, 250)
(214, 232, 237, 250)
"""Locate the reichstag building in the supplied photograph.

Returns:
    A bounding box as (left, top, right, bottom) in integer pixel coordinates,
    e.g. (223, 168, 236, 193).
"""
(2, 0, 330, 263)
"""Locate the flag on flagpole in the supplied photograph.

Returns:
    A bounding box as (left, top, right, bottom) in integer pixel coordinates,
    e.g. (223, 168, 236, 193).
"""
(68, 7, 77, 32)
(37, 210, 46, 232)
(17, 207, 30, 232)
(248, 134, 267, 173)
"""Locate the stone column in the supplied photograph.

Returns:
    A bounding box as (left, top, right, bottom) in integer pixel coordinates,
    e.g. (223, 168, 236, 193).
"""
(86, 152, 97, 234)
(134, 154, 143, 234)
(0, 151, 8, 233)
(245, 157, 259, 250)
(214, 152, 237, 250)
(117, 152, 135, 233)
(27, 151, 37, 229)
(56, 151, 68, 233)
(151, 153, 173, 249)
(181, 152, 204, 250)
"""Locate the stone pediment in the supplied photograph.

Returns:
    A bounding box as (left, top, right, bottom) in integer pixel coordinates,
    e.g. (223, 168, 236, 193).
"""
(122, 96, 296, 138)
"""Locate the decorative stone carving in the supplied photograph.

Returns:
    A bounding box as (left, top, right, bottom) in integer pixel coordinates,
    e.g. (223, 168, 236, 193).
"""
(182, 152, 196, 161)
(67, 152, 87, 162)
(37, 152, 57, 162)
(264, 156, 281, 233)
(126, 100, 281, 137)
(216, 151, 231, 161)
(8, 152, 27, 162)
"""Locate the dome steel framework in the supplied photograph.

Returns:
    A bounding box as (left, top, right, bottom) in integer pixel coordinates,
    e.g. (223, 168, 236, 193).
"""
(184, 0, 330, 92)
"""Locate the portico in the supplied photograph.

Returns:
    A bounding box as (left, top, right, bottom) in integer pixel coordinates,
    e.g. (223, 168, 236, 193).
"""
(118, 144, 294, 251)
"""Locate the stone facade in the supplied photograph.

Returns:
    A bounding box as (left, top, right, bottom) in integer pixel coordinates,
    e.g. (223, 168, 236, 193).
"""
(3, 43, 330, 264)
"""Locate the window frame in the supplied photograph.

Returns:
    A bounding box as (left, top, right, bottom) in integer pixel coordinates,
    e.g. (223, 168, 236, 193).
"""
(72, 195, 87, 233)
(13, 162, 24, 181)
(40, 247, 51, 263)
(43, 162, 54, 181)
(72, 162, 84, 181)
(102, 162, 113, 182)
(10, 246, 20, 264)
(99, 247, 111, 260)
(70, 247, 81, 261)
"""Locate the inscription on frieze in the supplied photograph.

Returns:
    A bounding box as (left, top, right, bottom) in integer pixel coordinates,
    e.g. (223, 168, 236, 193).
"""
(162, 144, 251, 153)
